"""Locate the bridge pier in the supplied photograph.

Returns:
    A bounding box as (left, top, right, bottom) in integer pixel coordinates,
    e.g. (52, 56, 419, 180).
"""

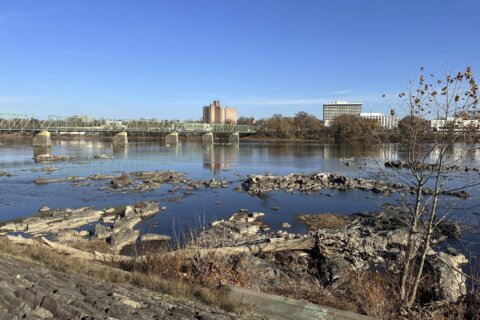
(165, 132, 179, 145)
(32, 131, 52, 147)
(33, 146, 52, 158)
(202, 133, 214, 144)
(113, 132, 128, 145)
(229, 132, 240, 144)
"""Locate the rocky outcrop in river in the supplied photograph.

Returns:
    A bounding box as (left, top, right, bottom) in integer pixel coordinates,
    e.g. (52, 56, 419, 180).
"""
(34, 154, 75, 163)
(32, 170, 231, 195)
(0, 202, 164, 253)
(240, 173, 470, 198)
(385, 160, 480, 173)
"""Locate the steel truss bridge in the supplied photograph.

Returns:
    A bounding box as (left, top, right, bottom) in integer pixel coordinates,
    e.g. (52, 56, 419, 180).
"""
(0, 114, 256, 134)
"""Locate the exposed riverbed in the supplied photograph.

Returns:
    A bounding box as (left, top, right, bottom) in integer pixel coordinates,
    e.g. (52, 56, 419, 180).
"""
(0, 140, 479, 250)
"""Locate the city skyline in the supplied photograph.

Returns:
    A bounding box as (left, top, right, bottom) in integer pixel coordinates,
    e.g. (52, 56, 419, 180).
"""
(1, 0, 479, 120)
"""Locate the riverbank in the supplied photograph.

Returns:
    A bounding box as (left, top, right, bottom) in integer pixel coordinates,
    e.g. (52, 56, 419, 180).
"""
(0, 243, 244, 319)
(1, 199, 477, 319)
(3, 131, 469, 144)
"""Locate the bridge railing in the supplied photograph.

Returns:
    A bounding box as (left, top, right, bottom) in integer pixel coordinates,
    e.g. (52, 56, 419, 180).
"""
(0, 114, 257, 133)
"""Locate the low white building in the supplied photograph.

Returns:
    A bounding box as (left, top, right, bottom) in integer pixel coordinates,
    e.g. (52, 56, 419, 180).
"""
(360, 113, 398, 129)
(430, 118, 480, 131)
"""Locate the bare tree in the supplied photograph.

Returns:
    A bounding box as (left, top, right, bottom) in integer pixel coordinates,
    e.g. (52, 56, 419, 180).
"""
(381, 67, 479, 310)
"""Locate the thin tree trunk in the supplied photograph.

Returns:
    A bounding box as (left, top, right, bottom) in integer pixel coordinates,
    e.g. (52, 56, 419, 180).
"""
(400, 183, 423, 302)
(407, 156, 444, 307)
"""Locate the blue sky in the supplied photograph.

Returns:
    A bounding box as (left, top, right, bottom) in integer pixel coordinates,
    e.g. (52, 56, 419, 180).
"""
(0, 0, 479, 120)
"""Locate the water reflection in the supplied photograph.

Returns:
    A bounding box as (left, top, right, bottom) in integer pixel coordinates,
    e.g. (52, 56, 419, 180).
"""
(203, 144, 239, 174)
(113, 144, 128, 159)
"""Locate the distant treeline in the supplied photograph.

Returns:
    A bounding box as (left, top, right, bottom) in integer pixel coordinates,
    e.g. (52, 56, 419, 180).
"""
(239, 112, 479, 143)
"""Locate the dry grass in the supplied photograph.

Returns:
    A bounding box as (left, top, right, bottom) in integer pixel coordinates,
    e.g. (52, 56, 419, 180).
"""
(0, 238, 242, 313)
(297, 213, 349, 231)
(266, 269, 400, 319)
(70, 238, 114, 253)
(130, 250, 255, 288)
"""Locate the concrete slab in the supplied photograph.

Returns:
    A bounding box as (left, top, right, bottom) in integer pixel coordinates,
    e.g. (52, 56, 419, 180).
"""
(227, 285, 373, 320)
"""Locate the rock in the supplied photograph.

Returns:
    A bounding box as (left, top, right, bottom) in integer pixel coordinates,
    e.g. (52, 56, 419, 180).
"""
(111, 174, 133, 189)
(30, 166, 60, 173)
(130, 202, 160, 219)
(112, 293, 146, 309)
(0, 207, 104, 237)
(73, 182, 91, 187)
(55, 229, 83, 242)
(240, 172, 469, 199)
(34, 154, 75, 163)
(90, 173, 117, 180)
(436, 220, 462, 240)
(94, 224, 112, 239)
(211, 220, 225, 227)
(39, 206, 50, 213)
(78, 230, 90, 237)
(432, 250, 468, 302)
(233, 224, 259, 236)
(281, 222, 291, 228)
(318, 257, 350, 284)
(104, 207, 116, 214)
(111, 229, 140, 253)
(250, 212, 264, 218)
(384, 160, 467, 172)
(0, 256, 236, 319)
(90, 154, 114, 160)
(141, 234, 172, 242)
(34, 176, 87, 184)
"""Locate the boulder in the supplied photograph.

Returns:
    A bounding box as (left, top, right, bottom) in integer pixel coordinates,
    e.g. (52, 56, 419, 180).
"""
(111, 174, 133, 189)
(281, 222, 291, 229)
(94, 224, 112, 239)
(432, 249, 468, 302)
(111, 229, 140, 253)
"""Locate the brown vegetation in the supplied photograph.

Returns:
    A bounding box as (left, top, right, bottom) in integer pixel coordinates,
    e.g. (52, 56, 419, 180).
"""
(296, 213, 349, 231)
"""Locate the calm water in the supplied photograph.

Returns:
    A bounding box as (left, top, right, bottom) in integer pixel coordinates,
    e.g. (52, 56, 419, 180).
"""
(0, 140, 479, 242)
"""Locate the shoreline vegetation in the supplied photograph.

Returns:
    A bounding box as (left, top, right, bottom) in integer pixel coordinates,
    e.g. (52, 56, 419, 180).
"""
(0, 199, 476, 319)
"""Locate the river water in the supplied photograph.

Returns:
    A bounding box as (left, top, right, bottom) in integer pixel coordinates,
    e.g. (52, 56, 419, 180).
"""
(0, 140, 479, 250)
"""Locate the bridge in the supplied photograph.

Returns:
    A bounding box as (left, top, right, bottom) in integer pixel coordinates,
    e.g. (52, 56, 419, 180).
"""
(0, 113, 257, 146)
(0, 113, 256, 134)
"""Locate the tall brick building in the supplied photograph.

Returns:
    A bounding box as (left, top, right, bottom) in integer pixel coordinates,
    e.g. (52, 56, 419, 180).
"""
(203, 100, 237, 124)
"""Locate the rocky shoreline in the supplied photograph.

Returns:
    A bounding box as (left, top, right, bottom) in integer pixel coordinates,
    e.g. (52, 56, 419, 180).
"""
(200, 208, 467, 304)
(0, 199, 469, 307)
(0, 255, 238, 320)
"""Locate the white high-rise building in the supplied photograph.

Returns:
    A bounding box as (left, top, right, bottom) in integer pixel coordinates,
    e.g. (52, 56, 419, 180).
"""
(323, 101, 362, 127)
